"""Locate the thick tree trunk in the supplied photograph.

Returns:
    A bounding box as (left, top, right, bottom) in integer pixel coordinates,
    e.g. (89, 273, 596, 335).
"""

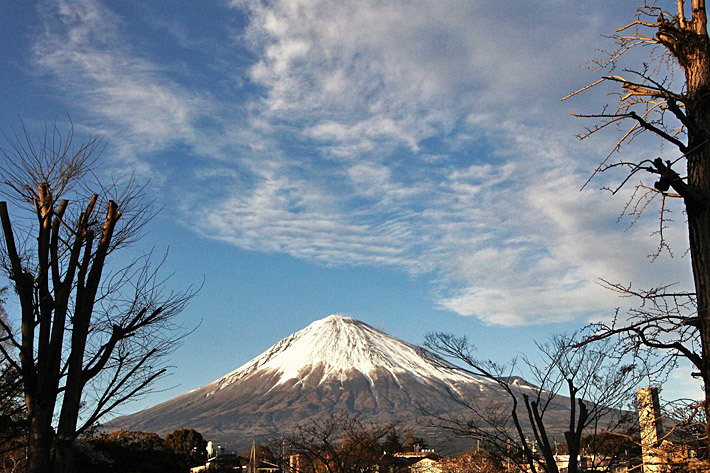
(52, 439, 74, 473)
(26, 409, 53, 473)
(682, 46, 710, 460)
(658, 1, 710, 452)
(687, 178, 710, 451)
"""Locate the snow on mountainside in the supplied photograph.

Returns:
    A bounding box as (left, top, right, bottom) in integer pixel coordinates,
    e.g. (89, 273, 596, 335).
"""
(209, 314, 489, 392)
(109, 314, 543, 454)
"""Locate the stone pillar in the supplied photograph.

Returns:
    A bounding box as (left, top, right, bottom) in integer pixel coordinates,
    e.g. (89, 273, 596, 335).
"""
(637, 387, 665, 473)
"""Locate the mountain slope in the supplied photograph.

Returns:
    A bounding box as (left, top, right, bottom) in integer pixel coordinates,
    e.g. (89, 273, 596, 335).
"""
(108, 315, 558, 452)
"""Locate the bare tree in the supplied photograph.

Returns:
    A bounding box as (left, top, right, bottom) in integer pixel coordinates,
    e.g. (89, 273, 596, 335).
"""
(283, 412, 392, 473)
(439, 451, 505, 473)
(562, 0, 710, 451)
(0, 120, 195, 473)
(424, 333, 639, 473)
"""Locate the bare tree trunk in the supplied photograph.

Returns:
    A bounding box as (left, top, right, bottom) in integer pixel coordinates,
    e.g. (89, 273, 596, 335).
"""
(565, 0, 710, 458)
(26, 409, 53, 473)
(0, 123, 193, 473)
(688, 180, 710, 448)
(52, 439, 74, 473)
(667, 0, 710, 447)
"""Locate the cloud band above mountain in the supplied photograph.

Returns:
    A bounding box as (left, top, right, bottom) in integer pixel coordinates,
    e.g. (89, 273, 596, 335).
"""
(29, 0, 693, 326)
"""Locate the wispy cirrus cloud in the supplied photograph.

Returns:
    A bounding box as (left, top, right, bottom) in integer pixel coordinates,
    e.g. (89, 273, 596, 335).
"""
(34, 0, 206, 155)
(30, 0, 694, 326)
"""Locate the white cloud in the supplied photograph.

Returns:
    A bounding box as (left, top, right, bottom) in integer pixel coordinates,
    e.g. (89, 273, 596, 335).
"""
(32, 0, 230, 171)
(662, 363, 704, 401)
(30, 0, 695, 326)
(199, 172, 422, 269)
(213, 0, 694, 325)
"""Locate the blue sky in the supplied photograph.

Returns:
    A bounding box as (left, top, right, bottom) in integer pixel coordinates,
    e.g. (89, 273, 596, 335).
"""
(0, 0, 702, 414)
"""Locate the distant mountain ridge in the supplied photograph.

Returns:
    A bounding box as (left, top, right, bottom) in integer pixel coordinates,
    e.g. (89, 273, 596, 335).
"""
(108, 315, 563, 453)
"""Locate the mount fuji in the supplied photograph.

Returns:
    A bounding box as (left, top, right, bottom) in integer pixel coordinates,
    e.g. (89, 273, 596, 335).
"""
(108, 315, 545, 452)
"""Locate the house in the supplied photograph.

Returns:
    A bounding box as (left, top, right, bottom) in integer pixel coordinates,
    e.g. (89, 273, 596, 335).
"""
(394, 450, 441, 473)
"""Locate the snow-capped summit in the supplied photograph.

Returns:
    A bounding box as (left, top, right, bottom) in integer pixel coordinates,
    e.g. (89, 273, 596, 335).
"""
(212, 314, 485, 390)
